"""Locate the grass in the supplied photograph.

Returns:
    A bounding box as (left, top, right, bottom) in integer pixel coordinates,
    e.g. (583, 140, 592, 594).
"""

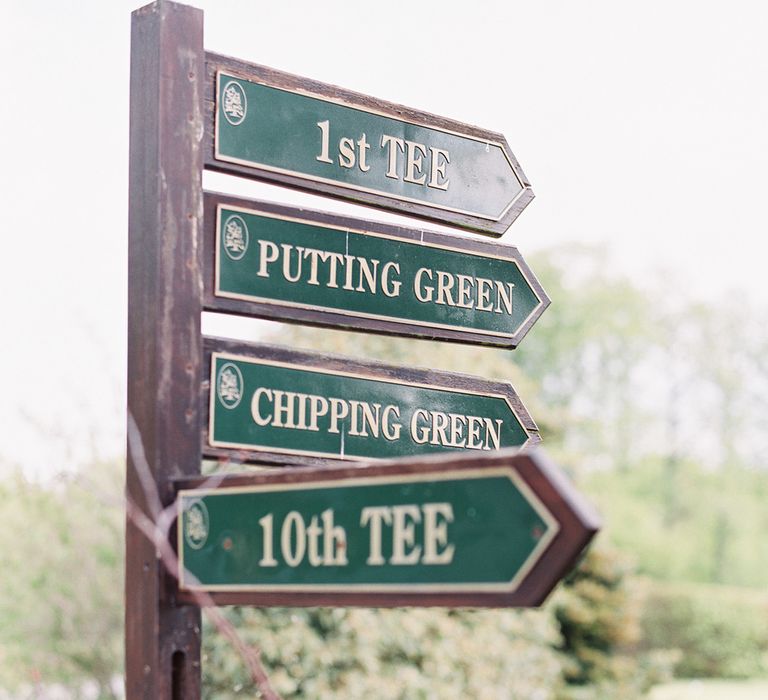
(648, 679, 768, 699)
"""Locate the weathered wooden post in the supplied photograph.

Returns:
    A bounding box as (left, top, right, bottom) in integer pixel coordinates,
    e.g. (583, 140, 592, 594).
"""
(126, 2, 204, 696)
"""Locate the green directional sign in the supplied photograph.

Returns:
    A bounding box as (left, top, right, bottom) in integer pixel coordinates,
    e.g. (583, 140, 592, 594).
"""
(208, 197, 549, 348)
(180, 467, 552, 592)
(176, 450, 600, 606)
(208, 57, 533, 235)
(206, 341, 538, 464)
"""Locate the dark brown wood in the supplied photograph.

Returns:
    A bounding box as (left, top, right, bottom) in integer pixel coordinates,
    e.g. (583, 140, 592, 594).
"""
(174, 448, 600, 608)
(202, 191, 550, 348)
(202, 52, 534, 236)
(200, 335, 540, 468)
(127, 2, 203, 697)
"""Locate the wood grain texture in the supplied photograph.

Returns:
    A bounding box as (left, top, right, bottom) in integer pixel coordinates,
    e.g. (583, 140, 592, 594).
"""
(202, 52, 534, 236)
(126, 2, 203, 696)
(200, 335, 539, 469)
(202, 191, 550, 348)
(174, 448, 600, 608)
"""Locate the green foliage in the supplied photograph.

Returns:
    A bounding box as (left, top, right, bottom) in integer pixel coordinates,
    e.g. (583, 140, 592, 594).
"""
(512, 245, 657, 468)
(203, 607, 564, 698)
(582, 457, 768, 587)
(639, 581, 768, 679)
(0, 463, 124, 697)
(552, 544, 670, 699)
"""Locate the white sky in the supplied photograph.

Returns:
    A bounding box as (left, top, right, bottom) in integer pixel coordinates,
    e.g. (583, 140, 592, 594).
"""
(1, 0, 766, 475)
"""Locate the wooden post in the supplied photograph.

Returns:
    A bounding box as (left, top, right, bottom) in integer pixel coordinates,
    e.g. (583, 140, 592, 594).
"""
(126, 1, 204, 697)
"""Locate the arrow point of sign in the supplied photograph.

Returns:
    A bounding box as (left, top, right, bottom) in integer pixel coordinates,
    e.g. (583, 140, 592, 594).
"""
(510, 448, 601, 606)
(495, 138, 535, 231)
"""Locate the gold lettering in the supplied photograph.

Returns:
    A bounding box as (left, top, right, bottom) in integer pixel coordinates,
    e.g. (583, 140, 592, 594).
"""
(360, 402, 381, 438)
(357, 133, 371, 172)
(428, 147, 450, 190)
(429, 410, 450, 446)
(381, 405, 402, 441)
(256, 240, 279, 278)
(338, 137, 356, 168)
(484, 417, 503, 450)
(422, 503, 454, 565)
(251, 388, 273, 426)
(381, 134, 405, 179)
(466, 415, 484, 449)
(360, 506, 392, 565)
(295, 393, 309, 430)
(281, 512, 305, 567)
(343, 254, 356, 290)
(322, 509, 348, 566)
(381, 261, 401, 298)
(316, 120, 333, 164)
(448, 412, 467, 448)
(323, 251, 345, 288)
(456, 274, 475, 309)
(414, 267, 434, 303)
(494, 281, 514, 315)
(435, 271, 456, 306)
(271, 390, 296, 429)
(307, 395, 329, 431)
(306, 515, 323, 567)
(404, 140, 428, 185)
(390, 505, 422, 565)
(281, 244, 303, 283)
(328, 398, 350, 434)
(356, 257, 380, 294)
(302, 248, 323, 286)
(410, 408, 430, 444)
(348, 400, 381, 438)
(476, 277, 494, 311)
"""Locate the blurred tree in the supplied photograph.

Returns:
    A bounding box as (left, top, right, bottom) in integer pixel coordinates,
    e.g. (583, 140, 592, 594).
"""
(512, 245, 656, 470)
(0, 461, 124, 698)
(678, 301, 756, 582)
(583, 456, 768, 587)
(552, 544, 662, 700)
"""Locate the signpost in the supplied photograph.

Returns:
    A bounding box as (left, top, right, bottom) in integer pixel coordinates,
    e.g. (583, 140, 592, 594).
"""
(176, 449, 599, 607)
(127, 2, 597, 697)
(204, 339, 539, 466)
(204, 193, 550, 348)
(204, 55, 533, 235)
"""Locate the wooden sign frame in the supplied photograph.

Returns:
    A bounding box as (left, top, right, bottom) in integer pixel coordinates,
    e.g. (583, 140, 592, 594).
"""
(174, 449, 599, 608)
(203, 192, 550, 348)
(203, 53, 534, 236)
(201, 336, 539, 468)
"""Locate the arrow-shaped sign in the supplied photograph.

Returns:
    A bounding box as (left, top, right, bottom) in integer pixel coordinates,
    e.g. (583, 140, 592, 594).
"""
(204, 337, 539, 467)
(205, 53, 533, 235)
(204, 193, 549, 348)
(176, 448, 600, 607)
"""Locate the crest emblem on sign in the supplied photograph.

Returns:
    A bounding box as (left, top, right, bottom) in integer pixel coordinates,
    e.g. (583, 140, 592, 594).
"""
(217, 362, 244, 409)
(184, 500, 209, 550)
(222, 80, 247, 125)
(222, 214, 249, 260)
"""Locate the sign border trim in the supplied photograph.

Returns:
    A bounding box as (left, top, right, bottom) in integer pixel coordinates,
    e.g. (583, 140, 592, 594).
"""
(207, 350, 536, 460)
(213, 70, 527, 222)
(213, 202, 546, 340)
(177, 465, 560, 594)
